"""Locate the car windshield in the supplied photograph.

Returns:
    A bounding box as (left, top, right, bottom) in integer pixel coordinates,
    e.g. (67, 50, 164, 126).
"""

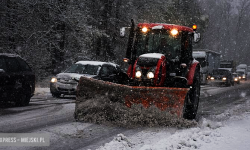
(134, 29, 182, 58)
(220, 64, 232, 68)
(213, 70, 229, 75)
(237, 71, 244, 75)
(64, 64, 100, 75)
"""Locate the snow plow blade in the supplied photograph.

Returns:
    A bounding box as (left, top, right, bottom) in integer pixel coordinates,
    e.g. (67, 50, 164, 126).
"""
(77, 77, 189, 117)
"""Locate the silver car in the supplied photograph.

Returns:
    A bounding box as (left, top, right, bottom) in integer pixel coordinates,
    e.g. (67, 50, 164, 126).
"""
(50, 61, 128, 97)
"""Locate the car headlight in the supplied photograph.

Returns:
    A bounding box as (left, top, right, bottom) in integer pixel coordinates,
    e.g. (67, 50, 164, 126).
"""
(147, 72, 154, 79)
(135, 71, 142, 78)
(234, 78, 238, 81)
(222, 77, 227, 81)
(210, 77, 214, 80)
(51, 77, 57, 83)
(243, 75, 246, 78)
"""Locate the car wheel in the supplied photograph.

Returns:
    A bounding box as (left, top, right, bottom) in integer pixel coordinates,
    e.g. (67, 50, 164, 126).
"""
(15, 92, 30, 107)
(183, 68, 200, 120)
(52, 93, 61, 98)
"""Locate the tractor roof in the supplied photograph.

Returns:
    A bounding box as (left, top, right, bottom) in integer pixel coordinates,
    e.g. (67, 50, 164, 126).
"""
(137, 23, 193, 32)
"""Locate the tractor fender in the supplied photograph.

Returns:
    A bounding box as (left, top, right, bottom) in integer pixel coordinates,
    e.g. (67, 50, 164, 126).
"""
(154, 55, 166, 86)
(186, 60, 200, 85)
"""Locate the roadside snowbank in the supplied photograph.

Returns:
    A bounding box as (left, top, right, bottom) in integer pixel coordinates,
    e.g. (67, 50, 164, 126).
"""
(96, 99, 250, 150)
(34, 88, 50, 96)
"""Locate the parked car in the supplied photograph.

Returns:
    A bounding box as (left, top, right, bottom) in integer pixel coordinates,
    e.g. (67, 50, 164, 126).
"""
(232, 72, 240, 84)
(0, 53, 35, 106)
(208, 68, 234, 86)
(50, 61, 129, 97)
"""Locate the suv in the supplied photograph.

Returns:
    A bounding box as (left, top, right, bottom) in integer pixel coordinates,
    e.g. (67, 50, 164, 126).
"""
(50, 61, 128, 97)
(0, 53, 35, 106)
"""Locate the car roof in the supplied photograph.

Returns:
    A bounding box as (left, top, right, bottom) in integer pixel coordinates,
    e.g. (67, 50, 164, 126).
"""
(0, 53, 20, 58)
(237, 69, 245, 72)
(75, 61, 118, 67)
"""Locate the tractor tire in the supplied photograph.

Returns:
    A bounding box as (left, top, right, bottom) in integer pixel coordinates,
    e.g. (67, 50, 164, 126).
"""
(183, 68, 200, 120)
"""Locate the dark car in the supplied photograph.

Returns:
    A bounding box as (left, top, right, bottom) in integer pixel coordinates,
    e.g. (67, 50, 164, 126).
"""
(50, 61, 128, 97)
(0, 53, 35, 106)
(208, 68, 234, 86)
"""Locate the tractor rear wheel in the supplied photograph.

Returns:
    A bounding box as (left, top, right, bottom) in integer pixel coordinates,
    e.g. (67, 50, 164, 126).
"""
(183, 68, 200, 120)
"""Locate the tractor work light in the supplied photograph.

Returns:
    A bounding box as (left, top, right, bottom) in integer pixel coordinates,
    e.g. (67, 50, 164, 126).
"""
(142, 27, 148, 33)
(192, 24, 197, 30)
(170, 29, 178, 36)
(123, 58, 129, 63)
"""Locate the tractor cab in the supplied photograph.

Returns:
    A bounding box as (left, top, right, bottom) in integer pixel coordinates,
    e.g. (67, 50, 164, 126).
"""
(123, 22, 200, 87)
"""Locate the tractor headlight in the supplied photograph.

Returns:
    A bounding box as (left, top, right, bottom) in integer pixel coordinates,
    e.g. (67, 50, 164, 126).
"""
(135, 71, 142, 78)
(51, 77, 57, 83)
(222, 77, 227, 81)
(147, 72, 154, 79)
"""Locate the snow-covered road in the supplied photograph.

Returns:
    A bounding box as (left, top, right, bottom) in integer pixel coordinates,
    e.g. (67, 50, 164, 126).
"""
(1, 81, 250, 150)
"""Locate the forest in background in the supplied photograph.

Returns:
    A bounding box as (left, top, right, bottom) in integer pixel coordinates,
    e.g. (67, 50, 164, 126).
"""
(1, 0, 250, 82)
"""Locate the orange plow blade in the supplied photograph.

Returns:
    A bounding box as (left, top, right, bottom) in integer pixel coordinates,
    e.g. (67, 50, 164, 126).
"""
(77, 77, 189, 117)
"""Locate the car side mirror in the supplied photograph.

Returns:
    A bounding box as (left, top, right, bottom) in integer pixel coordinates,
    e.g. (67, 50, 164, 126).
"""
(0, 69, 5, 73)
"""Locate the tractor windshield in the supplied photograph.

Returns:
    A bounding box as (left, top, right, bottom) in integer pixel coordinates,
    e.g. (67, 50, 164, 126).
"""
(134, 29, 182, 59)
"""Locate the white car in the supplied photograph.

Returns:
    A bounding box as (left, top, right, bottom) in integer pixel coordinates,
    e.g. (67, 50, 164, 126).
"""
(237, 69, 247, 81)
(50, 61, 128, 97)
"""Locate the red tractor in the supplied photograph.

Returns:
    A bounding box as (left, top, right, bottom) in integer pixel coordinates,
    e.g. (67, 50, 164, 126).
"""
(77, 20, 201, 120)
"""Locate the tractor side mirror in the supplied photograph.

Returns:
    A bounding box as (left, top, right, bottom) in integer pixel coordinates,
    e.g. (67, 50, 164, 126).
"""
(194, 32, 201, 43)
(120, 27, 131, 37)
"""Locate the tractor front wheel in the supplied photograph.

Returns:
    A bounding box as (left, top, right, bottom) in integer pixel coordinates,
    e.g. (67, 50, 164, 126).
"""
(183, 68, 200, 120)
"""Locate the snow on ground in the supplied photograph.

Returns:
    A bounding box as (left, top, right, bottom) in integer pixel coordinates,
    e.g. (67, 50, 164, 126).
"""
(33, 87, 250, 150)
(34, 88, 50, 96)
(96, 99, 250, 150)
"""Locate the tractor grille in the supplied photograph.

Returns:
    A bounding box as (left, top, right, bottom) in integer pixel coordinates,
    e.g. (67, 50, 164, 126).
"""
(141, 69, 149, 76)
